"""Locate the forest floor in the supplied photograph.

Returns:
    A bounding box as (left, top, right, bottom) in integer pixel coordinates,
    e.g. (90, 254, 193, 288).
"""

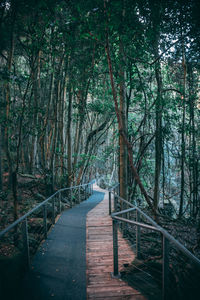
(0, 174, 48, 232)
(0, 173, 70, 258)
(147, 208, 200, 259)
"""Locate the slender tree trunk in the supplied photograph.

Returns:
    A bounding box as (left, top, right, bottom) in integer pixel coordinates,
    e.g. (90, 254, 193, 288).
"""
(45, 68, 55, 168)
(16, 78, 30, 174)
(188, 65, 198, 217)
(179, 45, 187, 217)
(3, 7, 20, 222)
(4, 21, 14, 187)
(105, 41, 155, 213)
(50, 78, 59, 193)
(73, 88, 88, 171)
(46, 124, 53, 167)
(153, 58, 163, 211)
(29, 51, 41, 173)
(119, 42, 128, 201)
(60, 75, 66, 179)
(76, 119, 110, 185)
(67, 83, 72, 187)
(150, 1, 163, 211)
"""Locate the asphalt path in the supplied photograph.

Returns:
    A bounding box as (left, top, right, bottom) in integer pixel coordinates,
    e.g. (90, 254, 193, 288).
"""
(19, 190, 104, 300)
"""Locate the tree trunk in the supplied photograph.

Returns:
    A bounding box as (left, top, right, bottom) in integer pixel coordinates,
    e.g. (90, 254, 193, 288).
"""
(179, 45, 187, 217)
(76, 118, 110, 185)
(105, 41, 155, 214)
(4, 19, 15, 187)
(50, 77, 59, 194)
(29, 51, 41, 173)
(45, 68, 55, 169)
(59, 74, 66, 179)
(150, 1, 163, 212)
(188, 64, 198, 217)
(119, 42, 128, 201)
(153, 59, 163, 211)
(73, 87, 89, 173)
(67, 82, 72, 187)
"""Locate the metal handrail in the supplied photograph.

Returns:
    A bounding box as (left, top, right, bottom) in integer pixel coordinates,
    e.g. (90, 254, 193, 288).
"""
(112, 209, 200, 266)
(108, 183, 119, 192)
(108, 190, 134, 215)
(111, 193, 200, 267)
(113, 215, 160, 232)
(0, 182, 93, 238)
(108, 184, 200, 300)
(0, 181, 94, 270)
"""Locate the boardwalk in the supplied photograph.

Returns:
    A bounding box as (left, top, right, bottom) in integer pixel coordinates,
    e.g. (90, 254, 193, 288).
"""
(87, 185, 146, 300)
(17, 185, 146, 300)
(19, 191, 105, 300)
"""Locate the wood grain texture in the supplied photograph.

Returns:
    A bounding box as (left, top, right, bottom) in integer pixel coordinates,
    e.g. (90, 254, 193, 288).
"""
(86, 185, 146, 300)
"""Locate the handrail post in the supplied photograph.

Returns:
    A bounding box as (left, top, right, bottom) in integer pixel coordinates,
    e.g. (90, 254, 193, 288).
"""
(72, 188, 74, 206)
(52, 198, 55, 224)
(109, 191, 111, 215)
(162, 236, 169, 300)
(114, 194, 117, 212)
(74, 188, 76, 205)
(70, 188, 72, 207)
(43, 204, 47, 239)
(78, 186, 81, 203)
(136, 210, 141, 259)
(112, 219, 120, 277)
(122, 212, 127, 237)
(58, 192, 61, 214)
(22, 218, 30, 269)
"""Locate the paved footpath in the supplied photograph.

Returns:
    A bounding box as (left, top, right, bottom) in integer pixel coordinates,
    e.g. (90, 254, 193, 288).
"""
(20, 190, 105, 300)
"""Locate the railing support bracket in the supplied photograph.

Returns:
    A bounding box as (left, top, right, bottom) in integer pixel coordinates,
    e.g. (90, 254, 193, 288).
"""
(111, 272, 121, 279)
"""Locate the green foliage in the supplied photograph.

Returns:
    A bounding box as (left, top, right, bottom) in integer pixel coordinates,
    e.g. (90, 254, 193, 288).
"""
(0, 0, 199, 218)
(87, 98, 114, 114)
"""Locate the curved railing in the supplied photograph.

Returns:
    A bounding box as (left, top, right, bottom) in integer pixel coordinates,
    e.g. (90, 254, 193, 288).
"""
(0, 182, 94, 269)
(108, 185, 200, 300)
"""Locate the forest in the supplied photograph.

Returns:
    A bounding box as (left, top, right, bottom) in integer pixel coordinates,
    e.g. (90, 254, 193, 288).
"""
(0, 0, 200, 265)
(0, 0, 200, 299)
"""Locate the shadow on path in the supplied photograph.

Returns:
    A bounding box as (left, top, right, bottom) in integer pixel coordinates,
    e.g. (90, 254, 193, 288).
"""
(19, 190, 104, 300)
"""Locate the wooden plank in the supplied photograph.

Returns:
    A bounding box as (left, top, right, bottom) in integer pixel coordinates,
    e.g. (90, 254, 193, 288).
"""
(86, 184, 147, 300)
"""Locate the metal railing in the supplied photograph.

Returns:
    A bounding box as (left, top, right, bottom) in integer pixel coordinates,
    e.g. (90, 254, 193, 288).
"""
(0, 182, 94, 270)
(108, 186, 200, 300)
(108, 183, 119, 215)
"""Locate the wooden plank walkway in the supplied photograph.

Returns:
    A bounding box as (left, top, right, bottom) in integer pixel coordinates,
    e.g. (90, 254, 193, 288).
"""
(86, 184, 146, 300)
